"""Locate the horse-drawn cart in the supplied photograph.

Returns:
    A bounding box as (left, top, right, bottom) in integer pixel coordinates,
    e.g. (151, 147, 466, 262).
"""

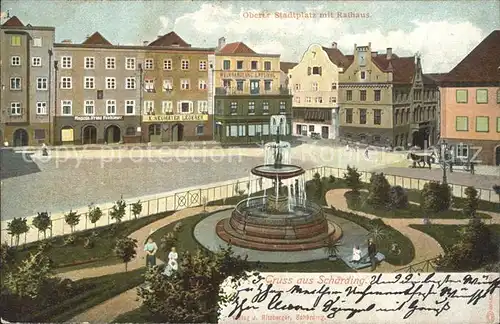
(408, 150, 436, 169)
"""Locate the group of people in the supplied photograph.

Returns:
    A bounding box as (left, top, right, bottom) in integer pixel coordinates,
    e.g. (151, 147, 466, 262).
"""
(144, 237, 179, 276)
(351, 238, 378, 271)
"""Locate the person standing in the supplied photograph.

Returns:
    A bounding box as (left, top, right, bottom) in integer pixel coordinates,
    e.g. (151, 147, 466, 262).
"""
(368, 239, 377, 271)
(144, 237, 158, 268)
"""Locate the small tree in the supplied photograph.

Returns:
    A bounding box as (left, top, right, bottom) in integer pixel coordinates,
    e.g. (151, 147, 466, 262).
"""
(343, 165, 362, 194)
(421, 181, 451, 213)
(114, 237, 137, 272)
(131, 200, 143, 219)
(32, 212, 51, 239)
(324, 237, 342, 261)
(64, 210, 80, 233)
(463, 186, 479, 218)
(160, 232, 178, 252)
(0, 242, 15, 269)
(367, 173, 391, 208)
(388, 186, 409, 209)
(110, 196, 127, 223)
(312, 172, 324, 201)
(7, 217, 30, 246)
(88, 204, 103, 228)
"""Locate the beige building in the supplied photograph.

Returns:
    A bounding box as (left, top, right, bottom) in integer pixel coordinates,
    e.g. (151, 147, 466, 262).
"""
(288, 43, 342, 139)
(1, 16, 55, 146)
(53, 31, 214, 144)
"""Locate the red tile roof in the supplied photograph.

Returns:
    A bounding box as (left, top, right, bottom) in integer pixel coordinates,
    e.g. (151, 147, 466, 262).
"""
(440, 30, 500, 83)
(280, 62, 297, 73)
(322, 47, 351, 68)
(148, 32, 190, 47)
(2, 16, 24, 27)
(82, 32, 112, 45)
(423, 73, 447, 85)
(386, 56, 416, 83)
(219, 42, 256, 54)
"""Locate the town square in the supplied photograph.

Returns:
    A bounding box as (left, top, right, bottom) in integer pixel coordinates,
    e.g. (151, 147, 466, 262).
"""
(0, 0, 499, 323)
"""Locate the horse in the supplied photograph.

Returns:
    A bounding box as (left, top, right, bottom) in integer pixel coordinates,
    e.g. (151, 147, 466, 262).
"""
(408, 153, 434, 169)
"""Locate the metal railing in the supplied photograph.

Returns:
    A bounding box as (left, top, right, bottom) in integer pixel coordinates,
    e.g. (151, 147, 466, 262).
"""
(394, 256, 440, 273)
(2, 165, 498, 246)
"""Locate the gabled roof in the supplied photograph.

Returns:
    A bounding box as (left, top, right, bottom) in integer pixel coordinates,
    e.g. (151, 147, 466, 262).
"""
(322, 47, 352, 68)
(280, 62, 297, 73)
(219, 42, 256, 54)
(440, 30, 500, 83)
(2, 16, 24, 27)
(82, 32, 112, 45)
(148, 32, 190, 47)
(385, 56, 415, 83)
(423, 73, 447, 85)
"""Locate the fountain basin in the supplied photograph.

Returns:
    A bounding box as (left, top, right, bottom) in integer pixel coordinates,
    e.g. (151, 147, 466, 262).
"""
(251, 164, 305, 180)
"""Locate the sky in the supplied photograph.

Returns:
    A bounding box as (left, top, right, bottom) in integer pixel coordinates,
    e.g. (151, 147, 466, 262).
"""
(2, 0, 499, 73)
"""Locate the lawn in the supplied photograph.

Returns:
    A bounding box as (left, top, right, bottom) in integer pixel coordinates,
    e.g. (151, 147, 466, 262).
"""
(1, 268, 145, 323)
(344, 191, 491, 219)
(405, 189, 499, 213)
(12, 211, 175, 271)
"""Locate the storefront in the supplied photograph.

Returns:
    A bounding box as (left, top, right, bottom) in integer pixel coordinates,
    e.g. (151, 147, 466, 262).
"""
(53, 115, 141, 145)
(141, 113, 212, 143)
(2, 123, 51, 147)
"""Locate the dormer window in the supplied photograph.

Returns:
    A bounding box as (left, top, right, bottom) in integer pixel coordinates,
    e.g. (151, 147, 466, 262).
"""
(312, 66, 322, 75)
(360, 71, 366, 80)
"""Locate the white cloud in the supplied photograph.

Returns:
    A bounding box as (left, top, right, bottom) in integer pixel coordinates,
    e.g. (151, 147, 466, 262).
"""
(166, 4, 486, 73)
(158, 16, 170, 35)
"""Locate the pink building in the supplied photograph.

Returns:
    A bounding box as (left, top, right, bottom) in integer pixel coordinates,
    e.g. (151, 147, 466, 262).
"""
(439, 30, 500, 165)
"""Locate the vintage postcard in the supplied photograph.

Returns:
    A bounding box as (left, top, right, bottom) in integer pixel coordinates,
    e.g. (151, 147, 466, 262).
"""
(0, 0, 499, 323)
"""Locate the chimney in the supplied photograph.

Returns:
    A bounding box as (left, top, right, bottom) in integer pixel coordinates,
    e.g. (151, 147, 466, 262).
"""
(386, 48, 393, 60)
(142, 41, 149, 46)
(61, 39, 72, 44)
(371, 51, 377, 58)
(218, 37, 226, 50)
(331, 42, 337, 49)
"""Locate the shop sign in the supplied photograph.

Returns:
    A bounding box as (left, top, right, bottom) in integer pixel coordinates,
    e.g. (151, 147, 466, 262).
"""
(219, 71, 276, 79)
(74, 115, 124, 121)
(143, 114, 208, 123)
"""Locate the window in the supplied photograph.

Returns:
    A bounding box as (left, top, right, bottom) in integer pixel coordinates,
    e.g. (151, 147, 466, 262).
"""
(374, 109, 381, 125)
(497, 89, 500, 103)
(456, 89, 468, 103)
(144, 79, 155, 92)
(162, 101, 173, 113)
(84, 77, 95, 89)
(230, 102, 238, 115)
(305, 97, 312, 103)
(236, 61, 243, 70)
(84, 57, 95, 69)
(196, 125, 204, 136)
(126, 127, 136, 135)
(125, 100, 135, 115)
(144, 58, 154, 70)
(263, 124, 270, 135)
(331, 83, 337, 90)
(97, 90, 103, 99)
(32, 57, 41, 66)
(180, 102, 192, 114)
(61, 56, 72, 69)
(264, 61, 271, 71)
(106, 100, 116, 115)
(374, 90, 381, 101)
(312, 82, 319, 91)
(248, 125, 256, 136)
(456, 144, 469, 160)
(125, 58, 136, 70)
(475, 116, 489, 132)
(236, 80, 244, 91)
(33, 37, 42, 47)
(11, 35, 21, 46)
(163, 59, 172, 70)
(264, 80, 272, 91)
(181, 79, 190, 90)
(455, 116, 468, 131)
(309, 125, 315, 132)
(346, 90, 352, 101)
(294, 84, 300, 91)
(329, 97, 337, 103)
(248, 101, 255, 114)
(36, 77, 48, 90)
(84, 100, 95, 115)
(197, 101, 208, 113)
(346, 109, 353, 123)
(105, 57, 116, 69)
(163, 79, 173, 91)
(144, 101, 154, 114)
(359, 109, 367, 124)
(223, 60, 231, 70)
(228, 125, 237, 137)
(497, 117, 500, 132)
(199, 60, 207, 71)
(312, 66, 322, 75)
(360, 90, 367, 101)
(294, 97, 301, 103)
(360, 71, 366, 80)
(238, 125, 246, 136)
(10, 77, 21, 90)
(198, 79, 207, 90)
(263, 101, 269, 114)
(280, 101, 286, 112)
(11, 56, 21, 66)
(315, 97, 323, 103)
(181, 59, 189, 70)
(223, 79, 232, 88)
(10, 102, 21, 115)
(125, 77, 136, 89)
(251, 61, 258, 70)
(476, 89, 488, 104)
(106, 77, 116, 89)
(61, 100, 72, 115)
(36, 102, 47, 115)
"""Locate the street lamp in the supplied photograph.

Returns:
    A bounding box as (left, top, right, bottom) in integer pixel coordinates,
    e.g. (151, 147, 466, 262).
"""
(438, 140, 449, 184)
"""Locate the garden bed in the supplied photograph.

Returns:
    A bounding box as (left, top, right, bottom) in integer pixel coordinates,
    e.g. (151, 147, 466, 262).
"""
(344, 191, 491, 219)
(405, 189, 499, 213)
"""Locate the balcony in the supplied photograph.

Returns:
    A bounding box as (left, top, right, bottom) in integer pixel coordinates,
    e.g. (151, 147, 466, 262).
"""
(215, 86, 291, 96)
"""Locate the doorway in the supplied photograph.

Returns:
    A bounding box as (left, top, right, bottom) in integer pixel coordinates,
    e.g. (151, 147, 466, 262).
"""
(148, 124, 162, 143)
(82, 125, 97, 144)
(496, 146, 500, 166)
(105, 125, 121, 144)
(172, 123, 184, 141)
(321, 126, 329, 139)
(13, 129, 29, 147)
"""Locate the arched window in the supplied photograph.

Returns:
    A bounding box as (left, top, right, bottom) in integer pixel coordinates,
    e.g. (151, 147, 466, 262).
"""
(373, 135, 381, 143)
(359, 134, 367, 142)
(394, 111, 399, 125)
